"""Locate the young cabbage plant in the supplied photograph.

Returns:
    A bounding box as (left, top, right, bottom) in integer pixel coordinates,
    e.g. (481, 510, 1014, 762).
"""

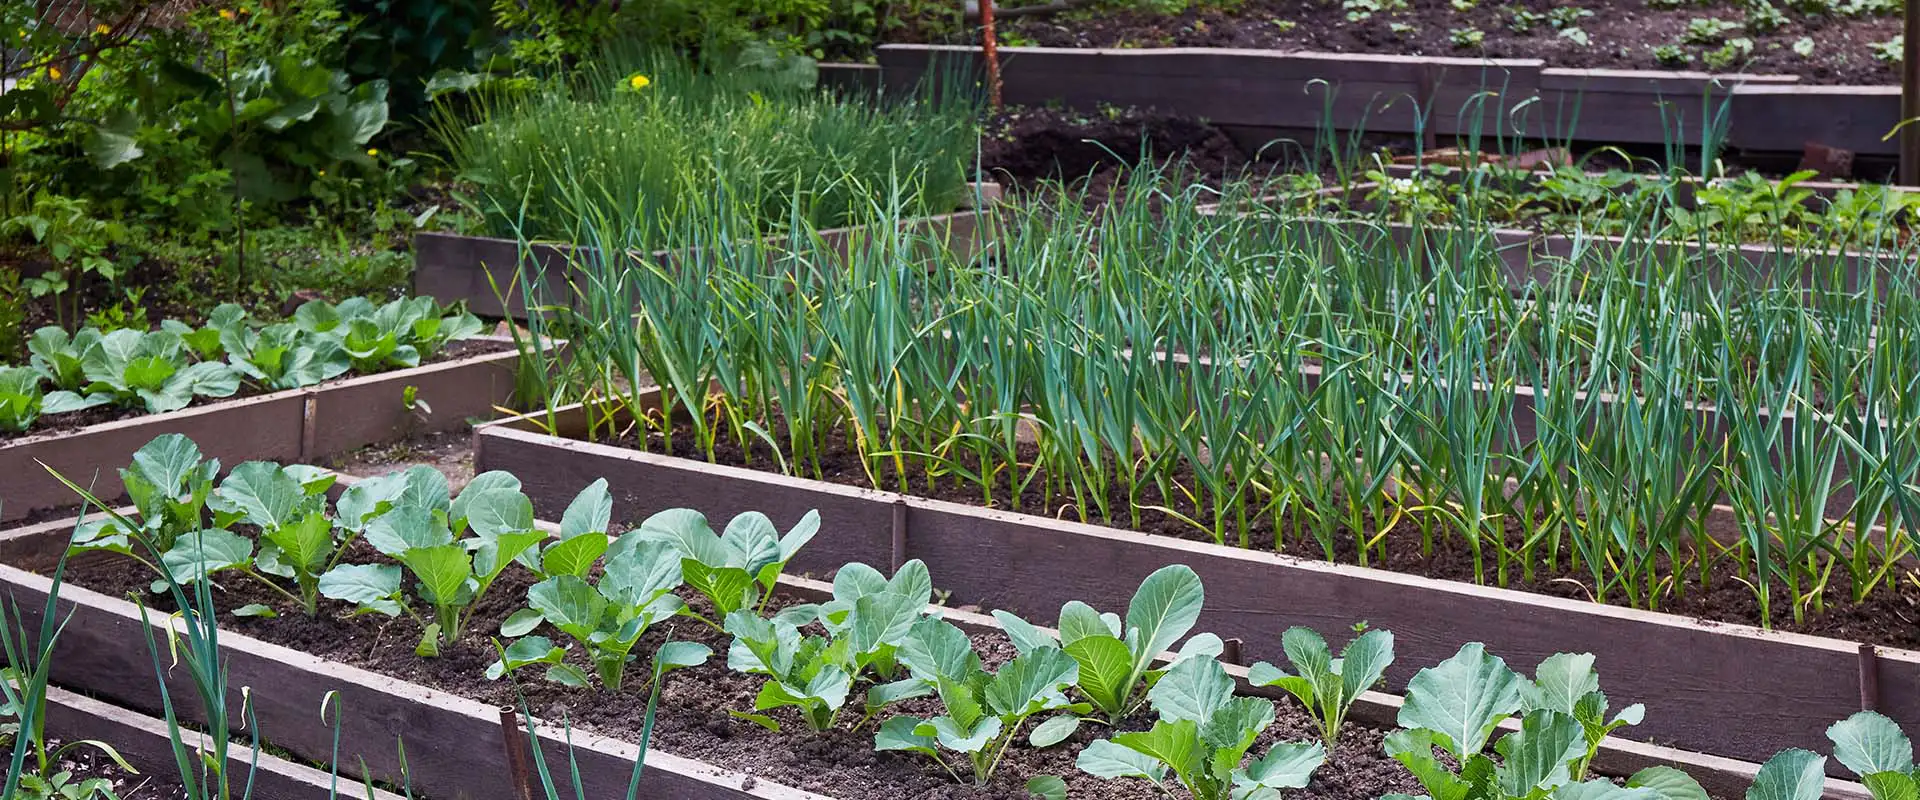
(48, 328, 239, 414)
(300, 296, 483, 371)
(1385, 643, 1681, 800)
(0, 368, 49, 432)
(991, 564, 1220, 726)
(1077, 656, 1326, 800)
(1520, 652, 1643, 781)
(504, 538, 694, 690)
(628, 507, 820, 627)
(363, 469, 547, 655)
(191, 460, 353, 616)
(520, 479, 615, 580)
(875, 618, 1086, 786)
(67, 434, 221, 559)
(1825, 711, 1919, 799)
(1249, 626, 1395, 747)
(159, 303, 241, 361)
(222, 322, 352, 390)
(25, 326, 99, 391)
(724, 560, 935, 732)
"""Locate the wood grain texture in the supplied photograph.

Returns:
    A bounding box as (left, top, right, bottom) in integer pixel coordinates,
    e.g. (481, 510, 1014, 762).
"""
(877, 43, 1895, 155)
(0, 345, 530, 523)
(0, 564, 829, 800)
(0, 488, 1865, 799)
(474, 415, 1920, 773)
(42, 687, 411, 800)
(413, 232, 578, 320)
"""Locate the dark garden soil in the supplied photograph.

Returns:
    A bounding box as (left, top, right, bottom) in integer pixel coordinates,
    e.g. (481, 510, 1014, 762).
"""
(324, 429, 478, 491)
(0, 338, 512, 442)
(902, 0, 1902, 86)
(23, 740, 189, 800)
(62, 547, 1431, 800)
(605, 417, 1920, 651)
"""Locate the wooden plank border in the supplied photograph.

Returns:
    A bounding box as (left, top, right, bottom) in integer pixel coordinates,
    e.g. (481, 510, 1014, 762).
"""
(472, 404, 1920, 772)
(0, 502, 1866, 799)
(869, 44, 1893, 155)
(41, 687, 411, 800)
(0, 338, 532, 524)
(414, 193, 1000, 321)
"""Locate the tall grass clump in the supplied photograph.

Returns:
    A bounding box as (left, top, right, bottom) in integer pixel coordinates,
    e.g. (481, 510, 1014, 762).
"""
(437, 48, 978, 244)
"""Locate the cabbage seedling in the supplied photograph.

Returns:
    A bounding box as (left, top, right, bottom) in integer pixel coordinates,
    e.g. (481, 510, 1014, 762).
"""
(1249, 626, 1395, 747)
(627, 507, 819, 627)
(1077, 656, 1326, 800)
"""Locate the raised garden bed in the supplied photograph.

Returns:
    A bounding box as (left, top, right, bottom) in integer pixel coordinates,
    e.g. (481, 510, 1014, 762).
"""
(0, 498, 1867, 800)
(0, 336, 530, 524)
(40, 686, 409, 800)
(870, 44, 1898, 156)
(470, 396, 1920, 774)
(414, 188, 1001, 320)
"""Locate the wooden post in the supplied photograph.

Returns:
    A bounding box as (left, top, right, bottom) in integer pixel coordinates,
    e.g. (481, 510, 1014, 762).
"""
(1903, 0, 1920, 184)
(980, 0, 1002, 110)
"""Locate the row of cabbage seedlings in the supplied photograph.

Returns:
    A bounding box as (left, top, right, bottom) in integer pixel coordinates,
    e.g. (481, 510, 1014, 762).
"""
(64, 434, 1917, 800)
(525, 164, 1920, 631)
(1, 296, 484, 433)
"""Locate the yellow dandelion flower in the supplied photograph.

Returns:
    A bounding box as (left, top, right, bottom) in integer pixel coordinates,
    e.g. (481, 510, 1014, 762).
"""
(626, 73, 651, 91)
(95, 24, 111, 35)
(366, 148, 379, 157)
(317, 169, 326, 177)
(218, 9, 235, 20)
(46, 66, 61, 80)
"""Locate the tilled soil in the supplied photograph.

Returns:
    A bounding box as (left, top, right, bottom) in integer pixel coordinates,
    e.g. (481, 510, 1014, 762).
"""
(902, 0, 1902, 85)
(620, 419, 1920, 651)
(63, 549, 1429, 800)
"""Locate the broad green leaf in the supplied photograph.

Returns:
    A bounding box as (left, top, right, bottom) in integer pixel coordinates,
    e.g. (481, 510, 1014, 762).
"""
(654, 641, 712, 673)
(127, 434, 203, 495)
(899, 618, 981, 682)
(501, 608, 545, 637)
(1827, 711, 1914, 777)
(1113, 719, 1203, 782)
(1398, 642, 1523, 758)
(1626, 766, 1710, 800)
(234, 603, 277, 618)
(886, 558, 931, 605)
(1028, 714, 1079, 747)
(993, 610, 1059, 654)
(318, 563, 402, 606)
(1148, 655, 1235, 724)
(394, 466, 451, 513)
(470, 530, 546, 585)
(545, 663, 590, 687)
(682, 561, 757, 616)
(540, 534, 609, 579)
(721, 511, 782, 576)
(1339, 629, 1395, 703)
(600, 540, 684, 608)
(729, 710, 781, 732)
(867, 678, 933, 714)
(1127, 564, 1204, 660)
(1239, 741, 1326, 790)
(875, 716, 937, 756)
(1384, 728, 1475, 800)
(832, 563, 889, 603)
(1025, 775, 1067, 800)
(1558, 781, 1665, 800)
(262, 511, 334, 573)
(160, 529, 254, 584)
(487, 635, 566, 680)
(529, 576, 608, 642)
(365, 506, 454, 555)
(559, 479, 611, 539)
(927, 715, 1002, 754)
(1494, 709, 1583, 796)
(848, 592, 923, 657)
(1281, 627, 1334, 684)
(985, 646, 1079, 717)
(453, 471, 523, 519)
(1527, 653, 1601, 715)
(1065, 634, 1134, 714)
(400, 545, 472, 605)
(1059, 601, 1117, 646)
(460, 488, 535, 537)
(1746, 749, 1826, 800)
(638, 508, 730, 565)
(1863, 773, 1920, 800)
(1077, 738, 1168, 781)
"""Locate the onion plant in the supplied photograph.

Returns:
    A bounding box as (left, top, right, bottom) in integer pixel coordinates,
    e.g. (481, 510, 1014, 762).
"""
(532, 153, 1920, 628)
